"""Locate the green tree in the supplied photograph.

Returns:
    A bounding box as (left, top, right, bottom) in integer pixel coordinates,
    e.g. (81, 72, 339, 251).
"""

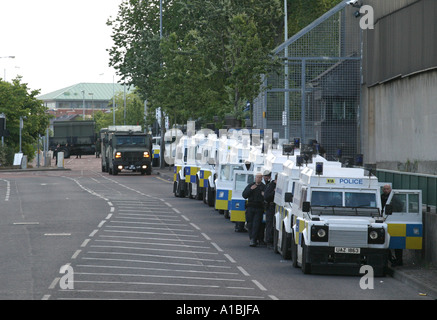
(94, 89, 146, 133)
(107, 0, 283, 126)
(0, 77, 50, 164)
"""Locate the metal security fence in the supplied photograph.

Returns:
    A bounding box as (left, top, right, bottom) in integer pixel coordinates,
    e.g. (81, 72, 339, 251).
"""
(254, 1, 362, 160)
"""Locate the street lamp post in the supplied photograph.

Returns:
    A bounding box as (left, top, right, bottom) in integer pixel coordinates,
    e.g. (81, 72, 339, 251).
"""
(89, 93, 94, 119)
(19, 116, 25, 153)
(81, 90, 86, 119)
(0, 113, 5, 147)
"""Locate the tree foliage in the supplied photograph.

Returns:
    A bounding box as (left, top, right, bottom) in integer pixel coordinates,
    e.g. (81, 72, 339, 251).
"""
(0, 77, 49, 165)
(107, 0, 342, 127)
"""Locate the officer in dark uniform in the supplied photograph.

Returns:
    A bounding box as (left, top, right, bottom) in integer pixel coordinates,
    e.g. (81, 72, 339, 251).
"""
(264, 173, 277, 248)
(242, 172, 266, 247)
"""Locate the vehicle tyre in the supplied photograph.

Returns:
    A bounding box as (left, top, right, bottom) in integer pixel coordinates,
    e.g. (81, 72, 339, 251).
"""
(273, 218, 279, 254)
(281, 226, 291, 260)
(224, 210, 230, 219)
(195, 179, 203, 200)
(202, 187, 207, 204)
(291, 232, 298, 268)
(301, 241, 311, 274)
(207, 186, 215, 207)
(62, 148, 70, 159)
(187, 183, 193, 199)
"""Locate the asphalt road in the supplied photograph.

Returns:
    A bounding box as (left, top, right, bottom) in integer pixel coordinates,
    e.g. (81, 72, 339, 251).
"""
(0, 155, 431, 302)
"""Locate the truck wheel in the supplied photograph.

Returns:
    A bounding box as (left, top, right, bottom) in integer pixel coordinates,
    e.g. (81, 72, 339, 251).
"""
(301, 242, 311, 274)
(62, 148, 70, 159)
(291, 232, 298, 268)
(281, 226, 291, 260)
(195, 179, 203, 200)
(207, 187, 215, 207)
(273, 218, 279, 254)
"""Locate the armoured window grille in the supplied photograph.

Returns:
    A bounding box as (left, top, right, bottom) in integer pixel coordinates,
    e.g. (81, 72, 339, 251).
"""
(255, 2, 362, 162)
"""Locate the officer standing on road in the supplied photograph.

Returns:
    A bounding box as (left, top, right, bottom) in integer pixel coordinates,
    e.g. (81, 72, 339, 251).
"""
(243, 172, 266, 247)
(264, 173, 277, 249)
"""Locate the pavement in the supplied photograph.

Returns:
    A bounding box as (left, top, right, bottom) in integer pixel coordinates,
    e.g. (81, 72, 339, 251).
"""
(2, 158, 436, 300)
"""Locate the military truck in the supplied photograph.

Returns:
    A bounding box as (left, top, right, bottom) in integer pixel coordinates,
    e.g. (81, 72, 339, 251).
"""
(50, 120, 96, 158)
(101, 126, 152, 175)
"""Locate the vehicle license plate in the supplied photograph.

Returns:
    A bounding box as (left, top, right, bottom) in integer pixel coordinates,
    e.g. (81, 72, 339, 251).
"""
(335, 247, 360, 254)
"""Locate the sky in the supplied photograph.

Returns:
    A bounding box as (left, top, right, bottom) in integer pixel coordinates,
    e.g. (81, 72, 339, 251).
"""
(0, 0, 124, 95)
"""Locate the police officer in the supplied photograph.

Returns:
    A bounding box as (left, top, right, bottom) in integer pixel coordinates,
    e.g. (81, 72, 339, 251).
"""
(264, 173, 277, 248)
(243, 172, 266, 247)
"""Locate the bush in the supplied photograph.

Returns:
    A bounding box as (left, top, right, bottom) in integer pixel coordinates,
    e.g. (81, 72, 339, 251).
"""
(0, 145, 15, 167)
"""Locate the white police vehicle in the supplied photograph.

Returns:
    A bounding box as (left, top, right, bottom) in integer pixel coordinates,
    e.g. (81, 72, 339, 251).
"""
(290, 164, 391, 276)
(214, 130, 252, 218)
(273, 148, 342, 259)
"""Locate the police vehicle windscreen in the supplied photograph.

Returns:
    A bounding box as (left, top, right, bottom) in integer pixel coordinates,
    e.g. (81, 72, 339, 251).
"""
(311, 191, 377, 208)
(116, 136, 147, 145)
(345, 192, 377, 208)
(311, 191, 342, 207)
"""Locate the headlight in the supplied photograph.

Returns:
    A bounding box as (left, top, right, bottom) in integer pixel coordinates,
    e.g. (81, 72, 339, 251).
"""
(369, 230, 378, 240)
(143, 151, 150, 158)
(311, 225, 329, 242)
(115, 152, 122, 158)
(368, 227, 385, 244)
(317, 228, 327, 238)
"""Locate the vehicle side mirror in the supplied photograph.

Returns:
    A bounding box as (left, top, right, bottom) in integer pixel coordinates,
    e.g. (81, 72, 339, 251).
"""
(384, 204, 393, 215)
(284, 192, 293, 203)
(302, 201, 311, 213)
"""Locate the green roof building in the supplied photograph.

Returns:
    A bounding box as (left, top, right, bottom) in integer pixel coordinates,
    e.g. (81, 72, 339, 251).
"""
(38, 83, 135, 118)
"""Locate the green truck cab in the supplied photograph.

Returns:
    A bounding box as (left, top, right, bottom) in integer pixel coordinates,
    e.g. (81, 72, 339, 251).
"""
(101, 126, 152, 175)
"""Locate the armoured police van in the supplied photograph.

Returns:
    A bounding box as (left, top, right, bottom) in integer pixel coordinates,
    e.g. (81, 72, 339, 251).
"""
(228, 130, 272, 223)
(197, 133, 220, 207)
(214, 130, 251, 218)
(186, 129, 215, 200)
(290, 165, 390, 276)
(273, 153, 342, 259)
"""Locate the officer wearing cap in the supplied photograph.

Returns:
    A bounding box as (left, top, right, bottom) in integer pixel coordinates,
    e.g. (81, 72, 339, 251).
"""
(242, 172, 266, 247)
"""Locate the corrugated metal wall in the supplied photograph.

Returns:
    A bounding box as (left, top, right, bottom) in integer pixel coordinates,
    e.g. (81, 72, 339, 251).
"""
(365, 0, 437, 86)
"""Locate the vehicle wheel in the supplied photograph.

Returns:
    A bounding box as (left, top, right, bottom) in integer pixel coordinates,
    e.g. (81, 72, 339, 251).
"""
(176, 176, 185, 198)
(281, 226, 291, 260)
(291, 233, 298, 268)
(195, 179, 203, 200)
(152, 158, 159, 167)
(62, 148, 70, 159)
(301, 241, 311, 274)
(187, 183, 193, 199)
(113, 168, 118, 175)
(273, 218, 279, 254)
(202, 187, 207, 204)
(207, 187, 215, 207)
(224, 210, 230, 219)
(146, 167, 152, 175)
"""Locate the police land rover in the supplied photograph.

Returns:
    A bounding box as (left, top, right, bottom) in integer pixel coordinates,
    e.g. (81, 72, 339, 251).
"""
(290, 164, 390, 276)
(273, 147, 342, 259)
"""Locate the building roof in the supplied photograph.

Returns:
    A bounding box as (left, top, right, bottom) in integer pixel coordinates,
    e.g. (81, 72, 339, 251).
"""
(38, 83, 135, 101)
